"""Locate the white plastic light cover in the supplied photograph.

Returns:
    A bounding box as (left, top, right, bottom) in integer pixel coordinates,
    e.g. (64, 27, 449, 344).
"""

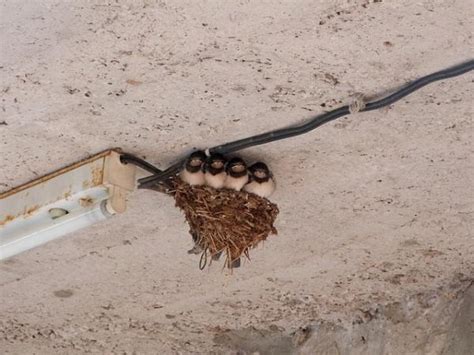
(0, 149, 136, 260)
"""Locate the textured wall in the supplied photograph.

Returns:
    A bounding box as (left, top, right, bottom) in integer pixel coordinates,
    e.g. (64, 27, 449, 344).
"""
(1, 0, 472, 353)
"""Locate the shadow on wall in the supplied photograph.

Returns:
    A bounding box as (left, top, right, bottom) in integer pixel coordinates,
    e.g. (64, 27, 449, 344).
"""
(442, 284, 474, 355)
(213, 279, 473, 355)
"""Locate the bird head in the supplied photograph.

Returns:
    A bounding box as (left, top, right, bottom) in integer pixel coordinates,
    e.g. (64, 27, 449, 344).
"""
(249, 162, 271, 182)
(185, 150, 206, 172)
(205, 153, 227, 174)
(226, 157, 248, 177)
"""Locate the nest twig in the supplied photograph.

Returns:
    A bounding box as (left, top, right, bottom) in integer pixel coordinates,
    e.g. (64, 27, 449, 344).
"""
(170, 177, 279, 269)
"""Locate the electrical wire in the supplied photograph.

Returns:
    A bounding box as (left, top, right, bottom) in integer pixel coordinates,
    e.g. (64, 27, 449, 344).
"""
(138, 59, 474, 189)
(120, 153, 163, 175)
(120, 153, 175, 191)
(210, 59, 474, 154)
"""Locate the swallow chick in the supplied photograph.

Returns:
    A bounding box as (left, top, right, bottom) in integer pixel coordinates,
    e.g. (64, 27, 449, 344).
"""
(203, 153, 227, 189)
(243, 162, 276, 198)
(224, 157, 249, 191)
(179, 150, 207, 186)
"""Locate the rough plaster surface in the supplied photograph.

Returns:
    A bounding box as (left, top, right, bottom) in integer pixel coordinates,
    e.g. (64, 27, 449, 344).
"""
(0, 0, 473, 353)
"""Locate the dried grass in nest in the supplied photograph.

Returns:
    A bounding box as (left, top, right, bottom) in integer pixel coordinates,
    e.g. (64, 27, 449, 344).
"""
(170, 177, 279, 269)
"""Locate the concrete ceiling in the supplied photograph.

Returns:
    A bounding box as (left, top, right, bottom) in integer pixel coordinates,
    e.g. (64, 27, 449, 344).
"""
(1, 0, 473, 353)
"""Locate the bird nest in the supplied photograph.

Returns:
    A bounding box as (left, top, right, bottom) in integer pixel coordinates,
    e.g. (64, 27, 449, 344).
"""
(170, 177, 279, 269)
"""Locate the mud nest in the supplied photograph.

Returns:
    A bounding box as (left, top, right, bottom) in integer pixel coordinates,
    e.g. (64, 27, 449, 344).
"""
(170, 177, 279, 269)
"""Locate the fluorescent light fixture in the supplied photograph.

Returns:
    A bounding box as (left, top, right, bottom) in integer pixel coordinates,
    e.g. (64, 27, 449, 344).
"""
(0, 149, 136, 260)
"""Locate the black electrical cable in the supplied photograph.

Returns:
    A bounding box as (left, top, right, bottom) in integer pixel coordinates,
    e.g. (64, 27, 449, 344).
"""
(210, 59, 474, 154)
(120, 153, 178, 191)
(138, 161, 184, 187)
(120, 153, 163, 175)
(138, 59, 474, 189)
